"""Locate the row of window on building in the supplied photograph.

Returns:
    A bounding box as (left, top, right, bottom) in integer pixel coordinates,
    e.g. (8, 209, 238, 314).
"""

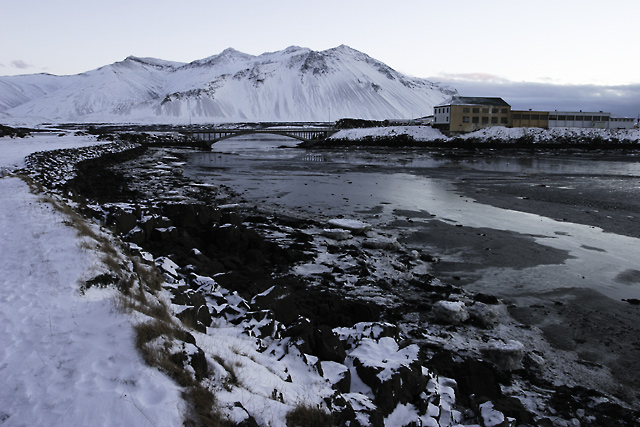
(432, 96, 636, 133)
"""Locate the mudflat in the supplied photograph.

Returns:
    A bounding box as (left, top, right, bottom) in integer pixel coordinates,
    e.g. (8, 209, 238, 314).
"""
(397, 151, 640, 406)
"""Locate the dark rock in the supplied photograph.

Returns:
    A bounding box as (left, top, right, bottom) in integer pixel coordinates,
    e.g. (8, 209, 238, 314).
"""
(176, 306, 212, 333)
(151, 226, 178, 241)
(312, 325, 347, 363)
(428, 352, 505, 406)
(474, 292, 500, 305)
(492, 396, 534, 425)
(171, 288, 207, 307)
(187, 346, 208, 381)
(109, 208, 138, 235)
(283, 318, 315, 354)
(127, 227, 146, 245)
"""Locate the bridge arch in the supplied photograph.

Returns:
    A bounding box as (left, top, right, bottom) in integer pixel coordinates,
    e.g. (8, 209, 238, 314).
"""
(183, 127, 338, 145)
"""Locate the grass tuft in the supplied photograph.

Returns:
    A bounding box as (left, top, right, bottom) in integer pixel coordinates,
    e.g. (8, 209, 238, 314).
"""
(286, 404, 335, 427)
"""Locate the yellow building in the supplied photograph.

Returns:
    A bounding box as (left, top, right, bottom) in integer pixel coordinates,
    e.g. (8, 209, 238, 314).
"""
(433, 96, 511, 133)
(511, 110, 550, 128)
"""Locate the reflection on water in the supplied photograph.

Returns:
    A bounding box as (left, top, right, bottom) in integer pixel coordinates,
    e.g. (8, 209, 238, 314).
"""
(206, 135, 640, 176)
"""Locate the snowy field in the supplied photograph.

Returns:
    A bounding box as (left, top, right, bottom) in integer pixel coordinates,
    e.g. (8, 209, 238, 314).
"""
(0, 132, 185, 426)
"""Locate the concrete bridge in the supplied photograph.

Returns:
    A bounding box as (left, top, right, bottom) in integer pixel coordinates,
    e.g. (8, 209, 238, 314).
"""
(182, 127, 339, 146)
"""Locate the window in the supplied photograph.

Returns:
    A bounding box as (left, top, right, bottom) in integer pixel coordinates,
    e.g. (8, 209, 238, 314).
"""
(501, 108, 508, 114)
(462, 116, 470, 123)
(482, 117, 489, 124)
(575, 116, 583, 121)
(522, 114, 530, 120)
(446, 116, 449, 122)
(472, 117, 479, 123)
(584, 116, 592, 121)
(567, 116, 575, 121)
(558, 115, 566, 120)
(549, 115, 557, 120)
(531, 114, 539, 120)
(472, 108, 479, 113)
(482, 108, 489, 113)
(491, 117, 498, 124)
(501, 117, 508, 124)
(512, 114, 521, 120)
(463, 107, 470, 113)
(491, 108, 499, 114)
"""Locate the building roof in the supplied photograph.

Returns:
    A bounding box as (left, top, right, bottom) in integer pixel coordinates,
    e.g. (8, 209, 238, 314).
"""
(436, 96, 510, 107)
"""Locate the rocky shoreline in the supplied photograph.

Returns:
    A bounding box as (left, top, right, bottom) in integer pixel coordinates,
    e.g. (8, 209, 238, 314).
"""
(21, 133, 640, 426)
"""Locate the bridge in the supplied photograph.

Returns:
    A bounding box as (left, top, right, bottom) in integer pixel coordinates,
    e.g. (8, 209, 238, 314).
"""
(182, 127, 339, 146)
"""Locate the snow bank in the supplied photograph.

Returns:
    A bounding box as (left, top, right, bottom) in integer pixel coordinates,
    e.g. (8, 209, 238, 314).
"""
(0, 131, 106, 175)
(329, 125, 448, 141)
(328, 125, 640, 144)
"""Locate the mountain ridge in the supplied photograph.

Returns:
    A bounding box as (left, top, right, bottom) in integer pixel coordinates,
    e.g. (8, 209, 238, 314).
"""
(0, 45, 457, 124)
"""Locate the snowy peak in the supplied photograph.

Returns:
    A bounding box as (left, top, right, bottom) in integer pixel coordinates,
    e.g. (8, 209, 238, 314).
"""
(123, 56, 185, 70)
(0, 45, 457, 124)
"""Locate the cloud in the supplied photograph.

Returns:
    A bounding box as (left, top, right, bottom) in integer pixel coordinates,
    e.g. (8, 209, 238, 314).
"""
(436, 72, 511, 84)
(433, 77, 640, 118)
(11, 60, 33, 69)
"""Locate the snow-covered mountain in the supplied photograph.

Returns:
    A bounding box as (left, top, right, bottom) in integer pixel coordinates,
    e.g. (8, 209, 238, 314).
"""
(0, 45, 457, 124)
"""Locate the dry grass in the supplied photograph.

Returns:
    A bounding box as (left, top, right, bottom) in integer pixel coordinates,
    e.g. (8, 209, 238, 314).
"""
(212, 355, 240, 391)
(286, 404, 335, 427)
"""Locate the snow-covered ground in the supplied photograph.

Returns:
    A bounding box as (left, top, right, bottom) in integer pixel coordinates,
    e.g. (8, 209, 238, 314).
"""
(0, 133, 185, 426)
(329, 125, 640, 143)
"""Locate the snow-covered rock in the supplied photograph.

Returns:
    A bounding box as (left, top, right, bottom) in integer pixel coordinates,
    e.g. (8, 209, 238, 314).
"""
(327, 218, 372, 234)
(432, 300, 470, 324)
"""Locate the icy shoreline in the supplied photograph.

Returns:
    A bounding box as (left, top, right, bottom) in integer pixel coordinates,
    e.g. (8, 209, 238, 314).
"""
(3, 130, 639, 426)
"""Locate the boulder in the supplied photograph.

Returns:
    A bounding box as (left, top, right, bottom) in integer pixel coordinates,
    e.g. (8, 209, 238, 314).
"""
(468, 302, 501, 327)
(480, 340, 525, 371)
(432, 300, 470, 324)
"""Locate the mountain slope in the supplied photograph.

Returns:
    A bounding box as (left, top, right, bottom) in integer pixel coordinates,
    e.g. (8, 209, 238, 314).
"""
(0, 46, 456, 124)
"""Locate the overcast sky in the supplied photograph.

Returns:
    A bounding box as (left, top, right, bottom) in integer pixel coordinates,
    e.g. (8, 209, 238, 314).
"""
(2, 0, 639, 117)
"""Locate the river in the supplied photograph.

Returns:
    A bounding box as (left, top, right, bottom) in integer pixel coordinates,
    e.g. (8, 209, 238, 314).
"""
(184, 135, 640, 301)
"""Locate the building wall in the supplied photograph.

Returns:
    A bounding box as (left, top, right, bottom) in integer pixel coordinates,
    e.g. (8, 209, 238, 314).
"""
(511, 110, 549, 128)
(433, 106, 451, 129)
(610, 117, 636, 129)
(548, 112, 611, 129)
(451, 104, 511, 133)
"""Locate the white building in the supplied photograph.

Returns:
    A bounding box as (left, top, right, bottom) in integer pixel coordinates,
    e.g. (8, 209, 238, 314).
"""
(547, 112, 612, 129)
(610, 115, 636, 129)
